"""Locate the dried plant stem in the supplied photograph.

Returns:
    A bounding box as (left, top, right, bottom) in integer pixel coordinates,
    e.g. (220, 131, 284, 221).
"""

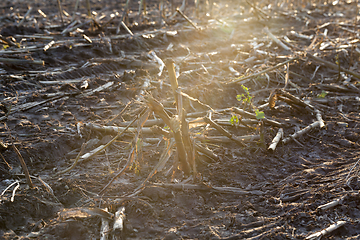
(0, 58, 44, 65)
(106, 100, 133, 125)
(181, 109, 196, 177)
(317, 196, 345, 211)
(307, 53, 360, 79)
(263, 27, 291, 51)
(315, 109, 325, 128)
(0, 35, 18, 47)
(86, 0, 91, 17)
(145, 95, 190, 174)
(122, 0, 131, 22)
(154, 183, 264, 195)
(305, 220, 346, 240)
(204, 117, 246, 147)
(100, 208, 110, 240)
(227, 57, 299, 84)
(165, 59, 180, 107)
(13, 146, 33, 188)
(117, 0, 131, 34)
(164, 60, 193, 174)
(177, 8, 199, 30)
(159, 0, 165, 23)
(282, 121, 321, 144)
(195, 143, 219, 162)
(139, 0, 147, 17)
(113, 207, 126, 238)
(99, 147, 135, 195)
(56, 0, 64, 26)
(72, 0, 80, 20)
(129, 139, 175, 195)
(55, 143, 86, 175)
(121, 21, 134, 36)
(268, 128, 283, 150)
(170, 0, 175, 14)
(196, 135, 260, 143)
(98, 108, 148, 195)
(18, 7, 33, 27)
(245, 0, 269, 20)
(0, 152, 11, 170)
(278, 89, 315, 112)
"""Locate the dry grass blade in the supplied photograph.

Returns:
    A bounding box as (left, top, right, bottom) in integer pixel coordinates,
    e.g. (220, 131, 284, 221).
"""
(55, 143, 87, 176)
(86, 0, 91, 17)
(13, 145, 33, 189)
(177, 8, 199, 30)
(106, 100, 133, 125)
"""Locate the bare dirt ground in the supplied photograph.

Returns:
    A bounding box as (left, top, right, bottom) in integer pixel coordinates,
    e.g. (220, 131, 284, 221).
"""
(0, 0, 360, 239)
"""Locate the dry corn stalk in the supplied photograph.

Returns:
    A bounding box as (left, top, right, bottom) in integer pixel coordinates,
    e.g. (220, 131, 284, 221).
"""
(145, 95, 190, 174)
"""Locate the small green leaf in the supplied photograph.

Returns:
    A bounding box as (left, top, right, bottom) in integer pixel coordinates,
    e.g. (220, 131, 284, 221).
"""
(317, 90, 328, 98)
(241, 85, 249, 92)
(255, 109, 265, 119)
(236, 94, 243, 102)
(230, 115, 239, 125)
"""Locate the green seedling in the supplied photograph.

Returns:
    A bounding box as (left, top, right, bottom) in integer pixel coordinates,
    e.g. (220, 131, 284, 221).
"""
(230, 115, 239, 125)
(235, 84, 265, 119)
(136, 138, 143, 153)
(317, 90, 328, 98)
(255, 109, 265, 119)
(232, 84, 266, 142)
(129, 161, 140, 175)
(236, 85, 252, 105)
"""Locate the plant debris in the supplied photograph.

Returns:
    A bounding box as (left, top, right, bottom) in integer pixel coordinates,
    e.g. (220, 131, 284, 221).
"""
(1, 0, 360, 239)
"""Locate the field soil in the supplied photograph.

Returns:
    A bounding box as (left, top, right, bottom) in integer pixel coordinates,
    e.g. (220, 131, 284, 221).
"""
(0, 0, 360, 239)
